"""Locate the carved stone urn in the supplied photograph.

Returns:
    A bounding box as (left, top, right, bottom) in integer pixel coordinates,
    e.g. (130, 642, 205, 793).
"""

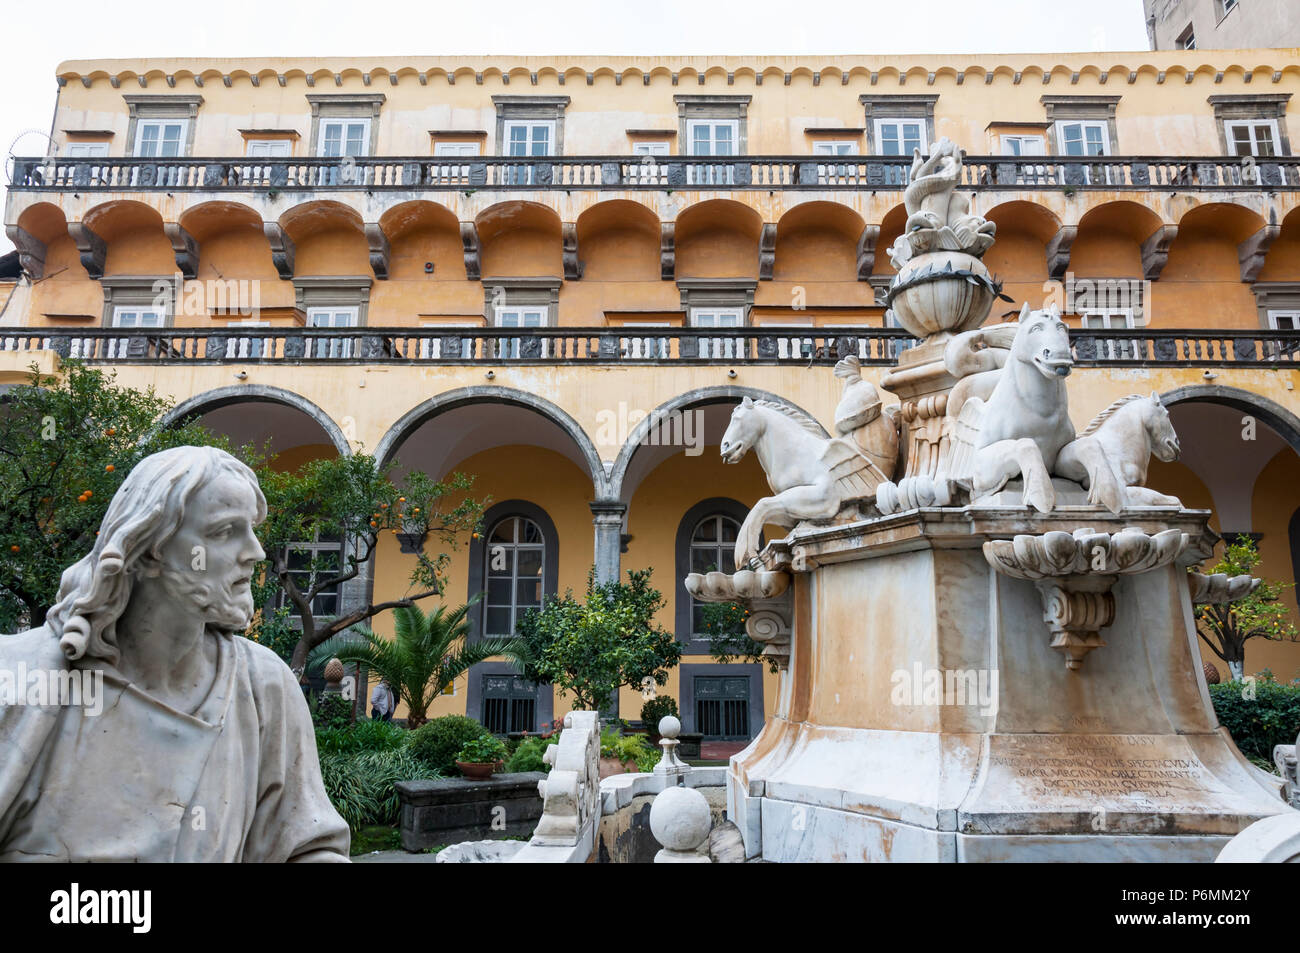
(886, 251, 998, 340)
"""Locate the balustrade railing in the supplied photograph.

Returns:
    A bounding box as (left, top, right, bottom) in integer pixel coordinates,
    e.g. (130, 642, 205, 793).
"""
(2, 326, 1297, 368)
(11, 154, 1300, 191)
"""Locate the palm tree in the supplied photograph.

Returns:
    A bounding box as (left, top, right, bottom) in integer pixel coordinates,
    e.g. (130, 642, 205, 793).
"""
(309, 600, 524, 728)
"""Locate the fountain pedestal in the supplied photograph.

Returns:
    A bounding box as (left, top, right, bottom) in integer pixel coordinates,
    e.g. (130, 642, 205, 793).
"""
(727, 497, 1289, 862)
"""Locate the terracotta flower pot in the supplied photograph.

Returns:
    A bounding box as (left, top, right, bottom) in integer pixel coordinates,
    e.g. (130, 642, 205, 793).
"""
(598, 756, 637, 779)
(456, 760, 502, 781)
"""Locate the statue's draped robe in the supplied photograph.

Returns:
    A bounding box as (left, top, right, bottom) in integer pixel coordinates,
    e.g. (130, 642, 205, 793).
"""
(0, 628, 349, 862)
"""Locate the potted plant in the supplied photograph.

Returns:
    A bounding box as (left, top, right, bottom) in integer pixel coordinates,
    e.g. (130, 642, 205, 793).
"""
(454, 735, 509, 781)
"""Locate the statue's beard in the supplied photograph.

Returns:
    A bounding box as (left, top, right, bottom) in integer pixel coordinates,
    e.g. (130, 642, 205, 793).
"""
(157, 565, 255, 634)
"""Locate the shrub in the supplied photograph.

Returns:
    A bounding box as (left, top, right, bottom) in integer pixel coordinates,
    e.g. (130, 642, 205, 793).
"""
(315, 718, 408, 756)
(505, 735, 559, 774)
(640, 695, 679, 732)
(319, 747, 438, 830)
(600, 728, 661, 772)
(1210, 674, 1300, 765)
(408, 714, 492, 775)
(311, 692, 354, 731)
(456, 735, 510, 765)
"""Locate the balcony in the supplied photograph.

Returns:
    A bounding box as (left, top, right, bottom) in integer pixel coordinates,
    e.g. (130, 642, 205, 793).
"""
(3, 326, 1298, 368)
(10, 154, 1300, 193)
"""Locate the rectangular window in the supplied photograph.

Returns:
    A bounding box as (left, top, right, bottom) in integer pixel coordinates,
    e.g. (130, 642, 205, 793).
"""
(108, 307, 165, 360)
(65, 142, 110, 157)
(494, 306, 547, 360)
(481, 675, 538, 735)
(502, 121, 553, 185)
(1268, 310, 1300, 331)
(1225, 119, 1280, 158)
(306, 307, 358, 360)
(318, 119, 370, 158)
(1001, 135, 1046, 156)
(134, 120, 186, 158)
(1057, 120, 1110, 156)
(245, 139, 291, 158)
(633, 141, 670, 156)
(432, 141, 478, 186)
(1176, 24, 1196, 49)
(1082, 310, 1136, 360)
(694, 676, 751, 741)
(813, 140, 860, 185)
(691, 307, 744, 360)
(874, 119, 925, 156)
(687, 120, 738, 186)
(280, 530, 343, 619)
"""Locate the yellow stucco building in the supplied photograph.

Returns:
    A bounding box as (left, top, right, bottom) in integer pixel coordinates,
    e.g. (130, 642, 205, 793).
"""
(4, 51, 1300, 737)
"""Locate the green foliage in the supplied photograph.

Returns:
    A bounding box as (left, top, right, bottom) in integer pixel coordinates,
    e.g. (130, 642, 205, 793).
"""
(505, 735, 559, 773)
(698, 601, 778, 673)
(256, 455, 488, 673)
(599, 728, 661, 773)
(0, 362, 234, 629)
(408, 714, 493, 774)
(319, 747, 435, 829)
(314, 718, 408, 756)
(1193, 535, 1300, 672)
(311, 692, 354, 731)
(640, 695, 679, 731)
(456, 735, 509, 765)
(1210, 673, 1300, 764)
(309, 600, 524, 728)
(515, 567, 683, 712)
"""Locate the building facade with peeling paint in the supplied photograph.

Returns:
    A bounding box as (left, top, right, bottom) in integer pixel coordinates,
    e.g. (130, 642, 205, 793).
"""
(4, 51, 1300, 735)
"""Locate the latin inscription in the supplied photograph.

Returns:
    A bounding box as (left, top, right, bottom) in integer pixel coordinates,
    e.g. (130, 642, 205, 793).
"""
(989, 735, 1211, 805)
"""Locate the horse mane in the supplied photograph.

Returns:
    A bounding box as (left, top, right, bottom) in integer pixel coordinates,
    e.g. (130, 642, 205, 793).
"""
(1080, 394, 1143, 437)
(753, 399, 824, 436)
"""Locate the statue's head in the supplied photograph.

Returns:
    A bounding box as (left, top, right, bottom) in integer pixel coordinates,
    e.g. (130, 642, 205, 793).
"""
(1012, 302, 1073, 379)
(720, 397, 761, 464)
(1144, 391, 1181, 462)
(46, 445, 267, 664)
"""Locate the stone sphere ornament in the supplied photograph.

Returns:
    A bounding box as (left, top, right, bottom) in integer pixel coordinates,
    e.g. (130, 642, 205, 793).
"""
(650, 785, 712, 862)
(657, 715, 681, 739)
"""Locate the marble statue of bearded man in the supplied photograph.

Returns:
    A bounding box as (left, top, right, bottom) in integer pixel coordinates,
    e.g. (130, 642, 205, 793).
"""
(0, 446, 350, 862)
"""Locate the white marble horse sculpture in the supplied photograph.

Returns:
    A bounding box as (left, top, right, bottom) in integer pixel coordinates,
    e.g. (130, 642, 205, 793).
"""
(720, 396, 891, 566)
(1057, 392, 1182, 507)
(945, 303, 1121, 513)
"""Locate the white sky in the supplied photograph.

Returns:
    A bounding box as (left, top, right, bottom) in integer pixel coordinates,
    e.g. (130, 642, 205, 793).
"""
(0, 0, 1150, 253)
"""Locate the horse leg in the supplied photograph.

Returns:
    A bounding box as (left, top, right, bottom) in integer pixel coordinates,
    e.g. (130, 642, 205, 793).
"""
(1055, 436, 1126, 514)
(1012, 438, 1056, 513)
(734, 484, 840, 567)
(974, 439, 1055, 512)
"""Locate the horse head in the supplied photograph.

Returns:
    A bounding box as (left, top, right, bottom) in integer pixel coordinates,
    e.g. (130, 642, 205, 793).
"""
(1144, 391, 1181, 462)
(1010, 302, 1073, 380)
(720, 396, 763, 464)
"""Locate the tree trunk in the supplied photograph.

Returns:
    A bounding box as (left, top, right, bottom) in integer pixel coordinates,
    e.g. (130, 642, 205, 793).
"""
(1228, 659, 1245, 681)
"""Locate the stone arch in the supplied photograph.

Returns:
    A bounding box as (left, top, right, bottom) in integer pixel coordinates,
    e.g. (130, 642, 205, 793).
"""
(606, 385, 827, 502)
(374, 386, 608, 498)
(160, 384, 352, 458)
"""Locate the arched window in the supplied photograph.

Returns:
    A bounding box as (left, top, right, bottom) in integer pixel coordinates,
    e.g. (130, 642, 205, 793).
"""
(689, 514, 740, 636)
(483, 515, 545, 637)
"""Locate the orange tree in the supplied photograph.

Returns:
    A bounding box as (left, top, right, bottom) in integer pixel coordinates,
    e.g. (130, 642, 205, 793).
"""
(0, 362, 226, 630)
(252, 456, 489, 677)
(1195, 534, 1299, 681)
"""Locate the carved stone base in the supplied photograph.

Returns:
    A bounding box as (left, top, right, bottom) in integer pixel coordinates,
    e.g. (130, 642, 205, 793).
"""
(728, 505, 1287, 862)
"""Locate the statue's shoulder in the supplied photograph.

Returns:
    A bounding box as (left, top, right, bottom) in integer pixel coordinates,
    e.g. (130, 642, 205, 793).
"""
(0, 626, 68, 671)
(233, 636, 296, 681)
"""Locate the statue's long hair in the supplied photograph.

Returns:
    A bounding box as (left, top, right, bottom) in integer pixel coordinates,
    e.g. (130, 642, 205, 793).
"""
(45, 446, 267, 665)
